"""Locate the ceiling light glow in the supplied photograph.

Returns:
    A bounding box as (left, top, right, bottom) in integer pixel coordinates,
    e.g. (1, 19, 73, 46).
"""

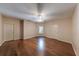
(37, 15, 44, 22)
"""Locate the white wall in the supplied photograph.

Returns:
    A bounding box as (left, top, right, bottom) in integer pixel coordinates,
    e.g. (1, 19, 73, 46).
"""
(72, 4, 79, 55)
(2, 16, 20, 40)
(0, 14, 2, 46)
(24, 20, 37, 39)
(44, 18, 72, 43)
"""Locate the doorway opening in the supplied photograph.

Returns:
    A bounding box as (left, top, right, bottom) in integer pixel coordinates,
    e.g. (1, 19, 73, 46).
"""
(38, 26, 44, 36)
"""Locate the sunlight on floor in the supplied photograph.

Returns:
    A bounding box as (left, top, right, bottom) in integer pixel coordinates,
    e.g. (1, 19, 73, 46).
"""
(37, 37, 45, 56)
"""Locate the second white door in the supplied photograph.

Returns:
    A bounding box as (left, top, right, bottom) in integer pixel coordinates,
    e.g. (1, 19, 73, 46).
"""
(3, 23, 14, 41)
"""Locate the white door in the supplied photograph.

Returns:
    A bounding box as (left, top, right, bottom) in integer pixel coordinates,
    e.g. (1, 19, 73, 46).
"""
(3, 23, 14, 41)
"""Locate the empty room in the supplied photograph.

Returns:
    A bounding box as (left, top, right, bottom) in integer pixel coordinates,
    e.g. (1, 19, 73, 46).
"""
(0, 3, 79, 56)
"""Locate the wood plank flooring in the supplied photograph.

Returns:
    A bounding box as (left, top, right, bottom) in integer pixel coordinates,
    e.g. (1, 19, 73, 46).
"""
(0, 36, 75, 56)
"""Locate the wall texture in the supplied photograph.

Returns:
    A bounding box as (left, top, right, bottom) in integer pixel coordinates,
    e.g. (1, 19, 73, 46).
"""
(24, 20, 37, 39)
(72, 4, 79, 55)
(44, 18, 72, 43)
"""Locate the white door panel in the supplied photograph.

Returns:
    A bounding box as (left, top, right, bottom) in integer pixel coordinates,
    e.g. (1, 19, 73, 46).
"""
(3, 23, 14, 41)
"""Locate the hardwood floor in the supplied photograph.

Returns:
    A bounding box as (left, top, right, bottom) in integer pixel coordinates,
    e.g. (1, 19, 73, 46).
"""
(0, 36, 75, 56)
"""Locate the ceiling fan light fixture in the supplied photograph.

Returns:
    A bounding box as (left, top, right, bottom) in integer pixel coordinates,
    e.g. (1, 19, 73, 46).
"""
(37, 15, 44, 22)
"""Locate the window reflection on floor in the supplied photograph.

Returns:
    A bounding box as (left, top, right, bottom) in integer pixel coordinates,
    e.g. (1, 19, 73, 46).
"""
(37, 36, 45, 56)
